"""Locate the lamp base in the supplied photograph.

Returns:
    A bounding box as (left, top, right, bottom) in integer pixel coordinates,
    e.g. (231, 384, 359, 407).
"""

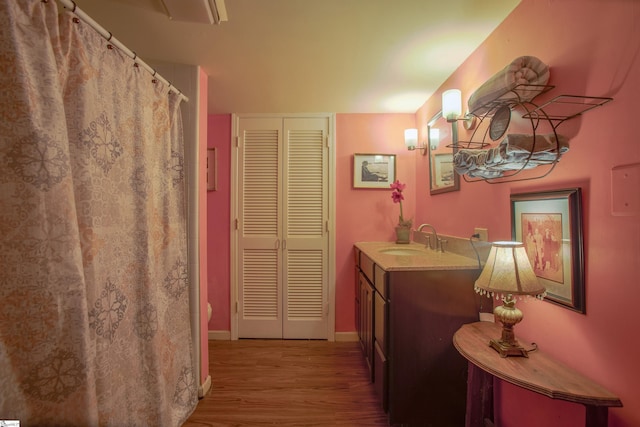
(490, 294, 530, 358)
(489, 338, 530, 358)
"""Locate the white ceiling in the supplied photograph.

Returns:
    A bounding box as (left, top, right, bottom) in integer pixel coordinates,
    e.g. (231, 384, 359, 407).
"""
(73, 0, 521, 114)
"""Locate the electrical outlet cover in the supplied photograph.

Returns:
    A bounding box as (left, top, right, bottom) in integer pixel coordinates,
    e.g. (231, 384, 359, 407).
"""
(612, 163, 640, 216)
(474, 227, 489, 241)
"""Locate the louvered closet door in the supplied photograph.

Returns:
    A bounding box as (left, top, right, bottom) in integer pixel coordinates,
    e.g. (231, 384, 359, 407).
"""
(282, 117, 328, 339)
(237, 116, 329, 339)
(237, 117, 283, 338)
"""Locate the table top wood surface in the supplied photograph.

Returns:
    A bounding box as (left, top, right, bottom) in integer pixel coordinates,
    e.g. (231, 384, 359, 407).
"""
(453, 322, 623, 408)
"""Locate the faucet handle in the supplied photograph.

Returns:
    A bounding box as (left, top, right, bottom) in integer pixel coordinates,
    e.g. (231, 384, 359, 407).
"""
(438, 239, 447, 253)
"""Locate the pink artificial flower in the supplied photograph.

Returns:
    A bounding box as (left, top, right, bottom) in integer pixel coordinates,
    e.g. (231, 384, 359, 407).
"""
(390, 180, 406, 192)
(391, 191, 404, 203)
(390, 180, 410, 226)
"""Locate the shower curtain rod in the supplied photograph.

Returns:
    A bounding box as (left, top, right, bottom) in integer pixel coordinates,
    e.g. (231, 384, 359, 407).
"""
(57, 0, 189, 103)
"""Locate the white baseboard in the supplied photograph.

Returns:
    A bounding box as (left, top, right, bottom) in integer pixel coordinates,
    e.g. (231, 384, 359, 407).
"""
(198, 374, 211, 398)
(334, 331, 358, 342)
(206, 330, 358, 342)
(208, 330, 231, 340)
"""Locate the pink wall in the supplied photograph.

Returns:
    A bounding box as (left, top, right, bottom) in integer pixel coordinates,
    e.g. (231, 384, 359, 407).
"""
(207, 114, 231, 332)
(334, 114, 417, 331)
(413, 1, 639, 426)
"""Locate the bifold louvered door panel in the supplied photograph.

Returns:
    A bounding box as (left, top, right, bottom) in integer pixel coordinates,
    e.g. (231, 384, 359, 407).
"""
(238, 118, 282, 338)
(282, 118, 328, 339)
(237, 116, 329, 339)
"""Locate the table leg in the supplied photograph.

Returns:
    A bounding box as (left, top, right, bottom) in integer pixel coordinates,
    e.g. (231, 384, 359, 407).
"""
(465, 361, 494, 427)
(585, 406, 608, 427)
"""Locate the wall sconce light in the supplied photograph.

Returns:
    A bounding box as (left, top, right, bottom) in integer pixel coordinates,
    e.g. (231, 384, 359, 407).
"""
(442, 89, 477, 130)
(429, 128, 439, 150)
(442, 89, 462, 121)
(404, 128, 428, 155)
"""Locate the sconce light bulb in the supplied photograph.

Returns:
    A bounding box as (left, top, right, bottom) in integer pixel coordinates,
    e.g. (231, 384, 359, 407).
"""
(429, 128, 440, 150)
(404, 128, 418, 150)
(442, 89, 462, 122)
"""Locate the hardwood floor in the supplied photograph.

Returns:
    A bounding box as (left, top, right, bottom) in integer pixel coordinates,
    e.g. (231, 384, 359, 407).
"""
(183, 339, 389, 427)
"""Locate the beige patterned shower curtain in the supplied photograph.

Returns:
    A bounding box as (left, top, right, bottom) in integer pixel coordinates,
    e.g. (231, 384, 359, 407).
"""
(0, 1, 197, 425)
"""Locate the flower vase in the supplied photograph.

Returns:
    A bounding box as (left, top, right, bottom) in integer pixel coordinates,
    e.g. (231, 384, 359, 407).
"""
(395, 225, 411, 244)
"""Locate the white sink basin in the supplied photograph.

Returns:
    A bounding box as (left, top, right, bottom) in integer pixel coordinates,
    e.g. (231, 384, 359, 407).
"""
(379, 248, 427, 256)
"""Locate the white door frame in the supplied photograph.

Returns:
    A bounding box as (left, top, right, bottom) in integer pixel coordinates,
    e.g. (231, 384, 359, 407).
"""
(229, 113, 336, 341)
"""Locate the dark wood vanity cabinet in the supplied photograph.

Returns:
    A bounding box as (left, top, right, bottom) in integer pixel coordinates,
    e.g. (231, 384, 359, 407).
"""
(373, 263, 389, 413)
(358, 270, 374, 380)
(355, 247, 481, 426)
(355, 248, 374, 380)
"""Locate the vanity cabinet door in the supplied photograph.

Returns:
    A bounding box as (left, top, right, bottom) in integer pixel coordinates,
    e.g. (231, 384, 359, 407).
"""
(358, 271, 374, 381)
(374, 289, 387, 355)
(354, 248, 361, 347)
(374, 289, 388, 412)
(354, 266, 361, 346)
(373, 340, 388, 412)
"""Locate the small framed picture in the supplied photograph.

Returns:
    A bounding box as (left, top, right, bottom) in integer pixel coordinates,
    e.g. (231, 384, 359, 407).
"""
(432, 153, 455, 188)
(427, 110, 459, 195)
(353, 153, 396, 189)
(511, 188, 585, 313)
(207, 148, 217, 191)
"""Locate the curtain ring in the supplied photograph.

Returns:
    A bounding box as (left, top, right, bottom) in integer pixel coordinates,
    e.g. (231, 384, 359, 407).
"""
(107, 32, 113, 42)
(71, 0, 77, 12)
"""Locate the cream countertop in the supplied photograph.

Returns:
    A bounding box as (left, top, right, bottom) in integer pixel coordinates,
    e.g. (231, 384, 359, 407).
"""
(354, 241, 482, 272)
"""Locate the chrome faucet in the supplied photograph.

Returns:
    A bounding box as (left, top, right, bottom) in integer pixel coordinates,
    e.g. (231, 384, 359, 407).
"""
(417, 223, 443, 252)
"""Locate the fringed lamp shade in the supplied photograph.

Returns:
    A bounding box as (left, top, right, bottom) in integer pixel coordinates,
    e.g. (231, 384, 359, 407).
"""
(475, 241, 546, 299)
(475, 241, 546, 357)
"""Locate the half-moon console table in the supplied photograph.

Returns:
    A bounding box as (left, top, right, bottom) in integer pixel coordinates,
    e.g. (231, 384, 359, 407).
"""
(453, 322, 622, 427)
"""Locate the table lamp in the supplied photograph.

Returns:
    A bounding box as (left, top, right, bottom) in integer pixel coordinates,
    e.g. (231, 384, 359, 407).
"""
(474, 241, 546, 357)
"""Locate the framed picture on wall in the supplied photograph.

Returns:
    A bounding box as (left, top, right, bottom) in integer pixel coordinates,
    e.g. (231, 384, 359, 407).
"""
(207, 148, 217, 191)
(510, 188, 585, 313)
(353, 153, 396, 189)
(432, 153, 455, 188)
(428, 110, 459, 195)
